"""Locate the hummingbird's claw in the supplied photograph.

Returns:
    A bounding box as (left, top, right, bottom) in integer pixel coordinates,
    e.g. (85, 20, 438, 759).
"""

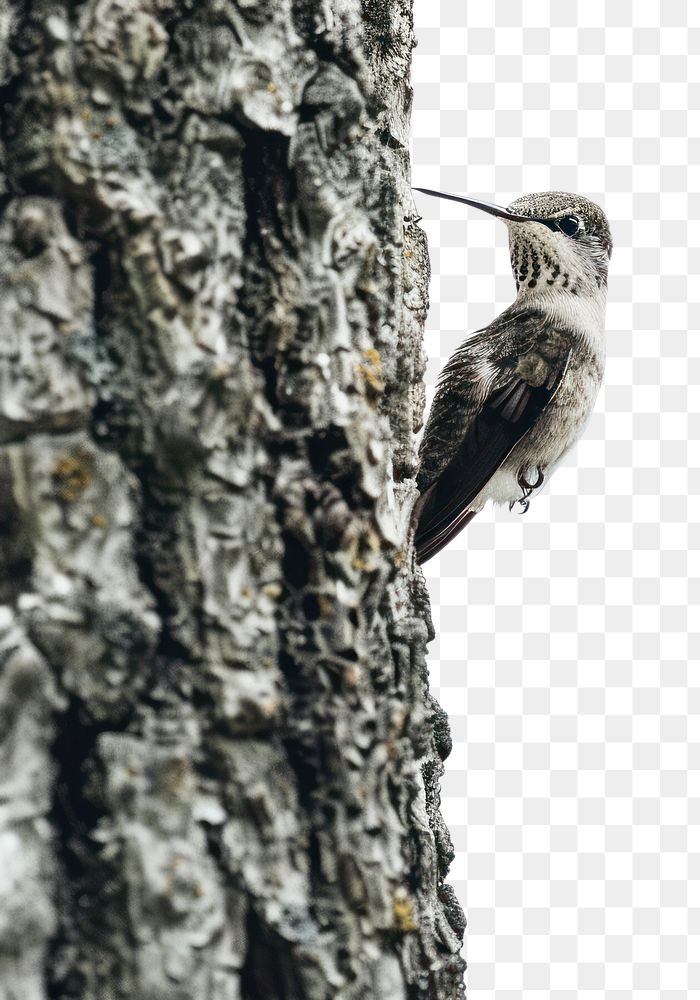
(511, 466, 544, 515)
(509, 497, 530, 514)
(517, 465, 545, 494)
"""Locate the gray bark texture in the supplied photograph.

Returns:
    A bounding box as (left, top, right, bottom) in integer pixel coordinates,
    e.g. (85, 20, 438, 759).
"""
(0, 1, 465, 998)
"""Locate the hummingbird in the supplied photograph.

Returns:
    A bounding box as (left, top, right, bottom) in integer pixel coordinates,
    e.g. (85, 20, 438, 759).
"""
(412, 188, 612, 565)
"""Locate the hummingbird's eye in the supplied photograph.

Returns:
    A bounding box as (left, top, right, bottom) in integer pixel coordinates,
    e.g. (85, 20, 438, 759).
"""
(557, 215, 582, 237)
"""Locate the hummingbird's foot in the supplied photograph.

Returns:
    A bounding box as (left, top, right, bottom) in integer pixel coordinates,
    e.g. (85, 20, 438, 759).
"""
(517, 465, 545, 495)
(512, 465, 544, 514)
(509, 497, 530, 514)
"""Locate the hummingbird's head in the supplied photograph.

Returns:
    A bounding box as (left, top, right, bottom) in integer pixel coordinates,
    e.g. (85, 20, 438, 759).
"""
(505, 191, 612, 299)
(412, 187, 612, 304)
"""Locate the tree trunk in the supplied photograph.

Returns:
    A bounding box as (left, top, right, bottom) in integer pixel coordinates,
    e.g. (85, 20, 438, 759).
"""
(0, 1, 465, 997)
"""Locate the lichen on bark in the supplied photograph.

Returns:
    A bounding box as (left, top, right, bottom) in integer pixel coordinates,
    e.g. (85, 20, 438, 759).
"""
(0, 1, 465, 997)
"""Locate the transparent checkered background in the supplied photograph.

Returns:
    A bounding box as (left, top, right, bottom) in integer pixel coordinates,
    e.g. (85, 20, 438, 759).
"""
(412, 2, 699, 996)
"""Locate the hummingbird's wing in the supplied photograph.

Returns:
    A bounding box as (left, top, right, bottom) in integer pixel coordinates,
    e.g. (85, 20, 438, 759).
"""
(415, 313, 572, 564)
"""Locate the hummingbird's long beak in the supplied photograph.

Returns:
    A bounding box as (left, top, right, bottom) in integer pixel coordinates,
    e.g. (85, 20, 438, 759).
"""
(412, 187, 526, 223)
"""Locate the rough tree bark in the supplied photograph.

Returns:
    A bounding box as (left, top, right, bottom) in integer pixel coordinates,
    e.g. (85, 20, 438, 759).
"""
(0, 1, 465, 998)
